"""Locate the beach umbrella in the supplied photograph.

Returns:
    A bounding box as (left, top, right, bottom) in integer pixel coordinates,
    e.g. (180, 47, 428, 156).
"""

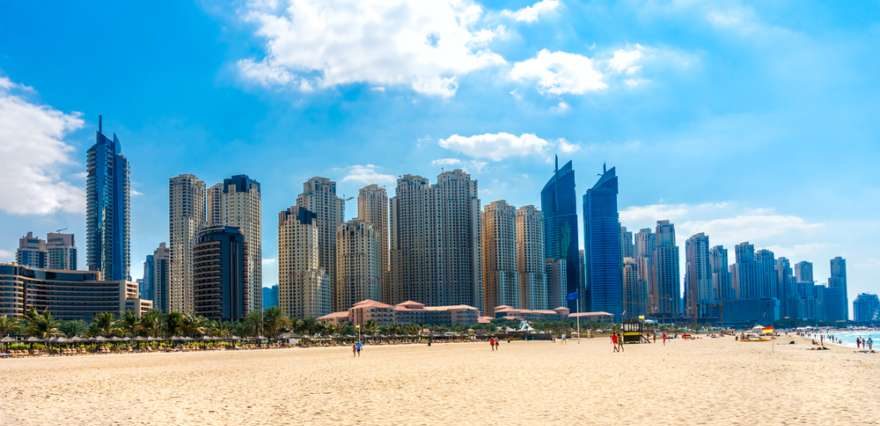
(94, 336, 107, 343)
(0, 336, 16, 343)
(25, 336, 43, 343)
(70, 336, 84, 343)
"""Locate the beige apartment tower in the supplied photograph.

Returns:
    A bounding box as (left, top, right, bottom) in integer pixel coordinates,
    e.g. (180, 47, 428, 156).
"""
(516, 205, 547, 309)
(169, 174, 206, 313)
(335, 219, 381, 311)
(278, 206, 331, 319)
(482, 200, 518, 314)
(357, 184, 389, 302)
(297, 177, 345, 310)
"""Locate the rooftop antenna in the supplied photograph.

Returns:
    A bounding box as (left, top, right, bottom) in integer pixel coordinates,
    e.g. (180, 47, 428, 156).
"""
(555, 154, 559, 173)
(98, 114, 103, 132)
(603, 162, 607, 174)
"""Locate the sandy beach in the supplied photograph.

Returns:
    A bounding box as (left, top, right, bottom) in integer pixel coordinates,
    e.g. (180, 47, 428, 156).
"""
(1, 336, 877, 425)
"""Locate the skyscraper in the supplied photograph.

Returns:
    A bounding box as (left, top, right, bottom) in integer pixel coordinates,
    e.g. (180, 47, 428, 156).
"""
(390, 171, 482, 310)
(297, 177, 344, 310)
(545, 259, 567, 309)
(622, 257, 647, 318)
(583, 165, 623, 319)
(357, 185, 389, 302)
(15, 232, 47, 269)
(853, 293, 879, 323)
(652, 220, 680, 319)
(336, 219, 381, 311)
(516, 205, 547, 309)
(169, 174, 206, 314)
(709, 245, 731, 305)
(829, 257, 848, 321)
(620, 226, 634, 259)
(193, 226, 248, 321)
(685, 233, 714, 321)
(152, 243, 170, 313)
(734, 242, 757, 299)
(141, 254, 154, 300)
(634, 228, 656, 315)
(46, 232, 76, 270)
(86, 116, 130, 281)
(482, 200, 519, 313)
(776, 257, 796, 319)
(540, 157, 581, 311)
(794, 261, 813, 284)
(278, 206, 331, 319)
(212, 175, 263, 314)
(755, 249, 777, 299)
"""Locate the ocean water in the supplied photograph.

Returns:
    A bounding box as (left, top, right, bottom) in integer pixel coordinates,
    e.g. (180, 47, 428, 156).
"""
(831, 331, 880, 348)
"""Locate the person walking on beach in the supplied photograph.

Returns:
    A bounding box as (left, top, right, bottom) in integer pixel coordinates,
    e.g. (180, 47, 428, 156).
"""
(354, 341, 363, 357)
(352, 342, 357, 357)
(611, 333, 619, 352)
(489, 337, 496, 351)
(662, 332, 667, 346)
(856, 337, 861, 349)
(618, 333, 625, 352)
(868, 337, 874, 351)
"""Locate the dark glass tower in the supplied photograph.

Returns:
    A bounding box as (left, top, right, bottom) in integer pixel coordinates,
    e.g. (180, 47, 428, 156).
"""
(540, 157, 582, 311)
(86, 116, 130, 281)
(193, 226, 248, 322)
(583, 165, 623, 319)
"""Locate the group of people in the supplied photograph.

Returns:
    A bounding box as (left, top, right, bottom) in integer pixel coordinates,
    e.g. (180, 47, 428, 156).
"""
(488, 337, 501, 351)
(351, 340, 363, 357)
(610, 333, 625, 352)
(856, 336, 874, 351)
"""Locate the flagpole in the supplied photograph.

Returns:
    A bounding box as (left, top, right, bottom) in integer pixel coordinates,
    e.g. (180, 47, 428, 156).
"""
(576, 297, 581, 344)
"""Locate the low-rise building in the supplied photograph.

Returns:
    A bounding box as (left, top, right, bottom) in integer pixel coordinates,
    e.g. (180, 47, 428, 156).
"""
(318, 299, 480, 327)
(0, 263, 150, 321)
(493, 305, 569, 322)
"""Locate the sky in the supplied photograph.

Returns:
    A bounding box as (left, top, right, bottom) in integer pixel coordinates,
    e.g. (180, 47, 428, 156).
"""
(1, 0, 878, 312)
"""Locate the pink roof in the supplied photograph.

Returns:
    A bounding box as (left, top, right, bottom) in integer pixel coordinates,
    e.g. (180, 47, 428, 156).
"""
(568, 311, 613, 318)
(318, 311, 349, 320)
(424, 305, 478, 312)
(351, 299, 393, 309)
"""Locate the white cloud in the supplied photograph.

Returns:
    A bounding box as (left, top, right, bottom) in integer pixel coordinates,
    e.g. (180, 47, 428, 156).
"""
(262, 258, 277, 266)
(341, 164, 396, 185)
(431, 157, 487, 173)
(510, 49, 607, 95)
(501, 0, 560, 23)
(431, 158, 463, 167)
(552, 100, 570, 113)
(439, 132, 581, 161)
(237, 0, 507, 98)
(0, 77, 85, 215)
(0, 249, 12, 261)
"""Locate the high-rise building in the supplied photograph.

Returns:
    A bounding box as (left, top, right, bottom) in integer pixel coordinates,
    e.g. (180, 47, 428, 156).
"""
(545, 258, 567, 309)
(583, 165, 623, 319)
(192, 226, 248, 321)
(169, 174, 206, 314)
(622, 257, 647, 318)
(278, 206, 331, 319)
(86, 116, 130, 281)
(540, 157, 581, 311)
(828, 257, 848, 321)
(297, 177, 344, 310)
(336, 219, 381, 311)
(152, 243, 170, 313)
(141, 254, 154, 300)
(709, 245, 731, 307)
(651, 220, 680, 319)
(776, 257, 797, 319)
(634, 228, 656, 314)
(210, 175, 262, 314)
(794, 261, 813, 284)
(853, 293, 879, 323)
(389, 170, 482, 310)
(685, 233, 715, 321)
(755, 249, 777, 299)
(516, 205, 546, 310)
(262, 285, 279, 311)
(482, 200, 519, 313)
(734, 242, 757, 299)
(620, 226, 634, 259)
(16, 232, 47, 269)
(46, 232, 76, 270)
(357, 185, 389, 302)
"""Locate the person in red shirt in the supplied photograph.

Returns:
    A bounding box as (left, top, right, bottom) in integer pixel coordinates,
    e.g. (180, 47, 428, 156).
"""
(611, 333, 619, 352)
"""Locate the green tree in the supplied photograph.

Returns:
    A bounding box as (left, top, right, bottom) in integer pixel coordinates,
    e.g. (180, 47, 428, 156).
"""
(262, 307, 290, 338)
(165, 312, 185, 337)
(23, 308, 59, 339)
(91, 312, 116, 337)
(119, 311, 140, 337)
(58, 320, 88, 338)
(139, 311, 163, 338)
(0, 315, 20, 336)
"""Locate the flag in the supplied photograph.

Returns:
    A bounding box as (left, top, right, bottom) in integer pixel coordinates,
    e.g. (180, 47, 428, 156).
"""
(566, 291, 579, 301)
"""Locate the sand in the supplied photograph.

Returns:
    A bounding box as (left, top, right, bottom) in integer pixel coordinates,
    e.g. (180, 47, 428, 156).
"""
(1, 336, 878, 425)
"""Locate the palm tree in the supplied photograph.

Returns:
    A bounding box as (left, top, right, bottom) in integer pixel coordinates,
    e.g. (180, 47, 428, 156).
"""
(165, 312, 185, 337)
(240, 311, 262, 337)
(0, 315, 20, 337)
(58, 320, 88, 338)
(23, 308, 59, 339)
(120, 311, 140, 337)
(91, 312, 116, 337)
(139, 311, 163, 338)
(262, 307, 290, 338)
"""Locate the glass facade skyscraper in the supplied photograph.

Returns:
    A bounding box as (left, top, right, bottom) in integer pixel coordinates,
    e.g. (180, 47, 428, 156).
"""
(583, 165, 623, 319)
(540, 157, 581, 311)
(86, 116, 130, 281)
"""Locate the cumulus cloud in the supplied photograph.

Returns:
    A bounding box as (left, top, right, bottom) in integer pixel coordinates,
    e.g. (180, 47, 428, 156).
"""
(431, 158, 463, 167)
(509, 49, 607, 95)
(439, 132, 580, 161)
(342, 164, 396, 185)
(236, 0, 507, 98)
(431, 157, 487, 173)
(0, 77, 85, 215)
(501, 0, 560, 23)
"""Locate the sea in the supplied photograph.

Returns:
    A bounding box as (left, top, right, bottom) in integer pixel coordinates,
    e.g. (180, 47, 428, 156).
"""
(831, 330, 880, 348)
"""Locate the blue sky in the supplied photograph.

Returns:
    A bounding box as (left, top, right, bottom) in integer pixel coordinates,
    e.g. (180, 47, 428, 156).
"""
(1, 0, 878, 307)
